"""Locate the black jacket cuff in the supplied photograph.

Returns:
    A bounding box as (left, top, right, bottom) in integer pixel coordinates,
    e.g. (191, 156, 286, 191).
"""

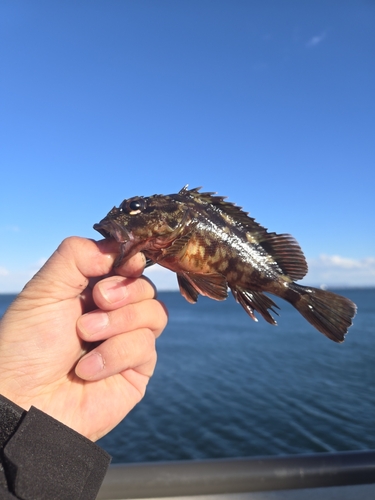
(0, 395, 111, 500)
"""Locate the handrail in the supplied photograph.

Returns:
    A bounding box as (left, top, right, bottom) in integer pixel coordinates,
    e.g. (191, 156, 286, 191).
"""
(97, 449, 375, 499)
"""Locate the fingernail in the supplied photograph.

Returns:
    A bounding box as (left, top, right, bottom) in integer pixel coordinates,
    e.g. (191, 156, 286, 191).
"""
(98, 281, 127, 304)
(79, 311, 108, 336)
(77, 352, 104, 379)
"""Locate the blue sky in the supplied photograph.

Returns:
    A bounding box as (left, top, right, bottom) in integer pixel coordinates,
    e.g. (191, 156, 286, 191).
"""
(1, 0, 374, 292)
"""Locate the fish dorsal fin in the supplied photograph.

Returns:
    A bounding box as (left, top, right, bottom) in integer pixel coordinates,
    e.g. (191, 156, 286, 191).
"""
(179, 187, 308, 281)
(258, 233, 308, 281)
(181, 187, 269, 236)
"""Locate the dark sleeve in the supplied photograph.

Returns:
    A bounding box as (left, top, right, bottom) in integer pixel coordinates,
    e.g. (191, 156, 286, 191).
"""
(0, 395, 111, 500)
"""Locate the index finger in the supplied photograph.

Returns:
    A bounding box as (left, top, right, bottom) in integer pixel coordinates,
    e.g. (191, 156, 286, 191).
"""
(92, 275, 156, 311)
(114, 252, 147, 278)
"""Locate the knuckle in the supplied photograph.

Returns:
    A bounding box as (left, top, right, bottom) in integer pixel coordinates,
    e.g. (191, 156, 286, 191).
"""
(141, 328, 156, 351)
(111, 334, 131, 361)
(115, 329, 155, 364)
(59, 235, 82, 250)
(121, 303, 137, 327)
(153, 300, 169, 332)
(137, 276, 156, 297)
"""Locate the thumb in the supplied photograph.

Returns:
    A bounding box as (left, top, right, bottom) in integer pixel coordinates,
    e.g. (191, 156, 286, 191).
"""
(19, 237, 120, 302)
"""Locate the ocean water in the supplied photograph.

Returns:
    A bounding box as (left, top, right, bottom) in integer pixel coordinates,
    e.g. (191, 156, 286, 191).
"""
(1, 289, 374, 463)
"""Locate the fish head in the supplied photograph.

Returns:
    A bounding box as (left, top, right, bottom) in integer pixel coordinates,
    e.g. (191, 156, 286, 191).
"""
(93, 192, 188, 263)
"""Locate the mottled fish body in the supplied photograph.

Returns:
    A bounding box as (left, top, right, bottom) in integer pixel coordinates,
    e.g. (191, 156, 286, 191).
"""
(94, 186, 356, 342)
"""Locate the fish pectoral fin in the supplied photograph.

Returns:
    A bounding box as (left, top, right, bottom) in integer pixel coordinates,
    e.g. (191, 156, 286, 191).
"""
(231, 287, 279, 325)
(177, 273, 199, 303)
(180, 272, 228, 301)
(161, 233, 192, 259)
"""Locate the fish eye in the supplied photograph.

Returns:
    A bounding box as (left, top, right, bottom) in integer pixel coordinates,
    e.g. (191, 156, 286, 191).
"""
(119, 197, 147, 214)
(129, 200, 143, 211)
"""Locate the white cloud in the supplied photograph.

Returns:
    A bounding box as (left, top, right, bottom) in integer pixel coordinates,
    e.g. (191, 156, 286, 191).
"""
(0, 267, 10, 277)
(306, 33, 326, 48)
(303, 254, 375, 287)
(2, 254, 374, 294)
(320, 254, 373, 269)
(0, 258, 47, 293)
(0, 257, 177, 294)
(0, 271, 29, 293)
(35, 257, 48, 268)
(145, 254, 375, 290)
(2, 225, 20, 232)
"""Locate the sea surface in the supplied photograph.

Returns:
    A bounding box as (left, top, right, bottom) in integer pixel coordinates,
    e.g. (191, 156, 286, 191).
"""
(1, 288, 374, 463)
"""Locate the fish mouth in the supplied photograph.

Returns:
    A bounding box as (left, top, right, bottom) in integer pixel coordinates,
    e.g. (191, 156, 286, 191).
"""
(94, 219, 137, 267)
(93, 219, 131, 243)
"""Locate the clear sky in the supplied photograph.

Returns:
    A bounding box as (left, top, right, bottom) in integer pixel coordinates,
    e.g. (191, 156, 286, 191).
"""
(1, 0, 374, 292)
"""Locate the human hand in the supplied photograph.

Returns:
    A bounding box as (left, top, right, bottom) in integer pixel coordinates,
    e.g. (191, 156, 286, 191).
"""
(0, 237, 168, 441)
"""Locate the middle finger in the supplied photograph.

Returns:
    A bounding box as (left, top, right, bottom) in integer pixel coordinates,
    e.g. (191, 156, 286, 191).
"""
(77, 298, 168, 341)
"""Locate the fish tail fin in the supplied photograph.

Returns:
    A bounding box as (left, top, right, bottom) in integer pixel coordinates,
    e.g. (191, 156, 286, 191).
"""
(288, 284, 357, 342)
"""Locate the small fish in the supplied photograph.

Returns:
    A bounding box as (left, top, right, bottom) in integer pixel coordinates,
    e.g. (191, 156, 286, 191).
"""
(94, 186, 357, 342)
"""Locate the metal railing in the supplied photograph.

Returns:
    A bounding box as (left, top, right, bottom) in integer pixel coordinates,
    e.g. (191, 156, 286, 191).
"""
(97, 449, 375, 499)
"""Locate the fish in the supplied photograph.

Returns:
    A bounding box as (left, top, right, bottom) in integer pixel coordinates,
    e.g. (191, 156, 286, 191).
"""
(94, 185, 357, 342)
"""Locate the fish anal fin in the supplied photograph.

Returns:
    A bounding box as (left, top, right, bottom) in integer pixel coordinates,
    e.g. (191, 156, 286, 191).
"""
(231, 288, 258, 322)
(259, 233, 308, 281)
(177, 273, 199, 303)
(231, 286, 279, 325)
(182, 272, 228, 301)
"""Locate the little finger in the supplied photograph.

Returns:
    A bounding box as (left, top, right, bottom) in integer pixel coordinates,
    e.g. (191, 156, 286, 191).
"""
(75, 328, 157, 381)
